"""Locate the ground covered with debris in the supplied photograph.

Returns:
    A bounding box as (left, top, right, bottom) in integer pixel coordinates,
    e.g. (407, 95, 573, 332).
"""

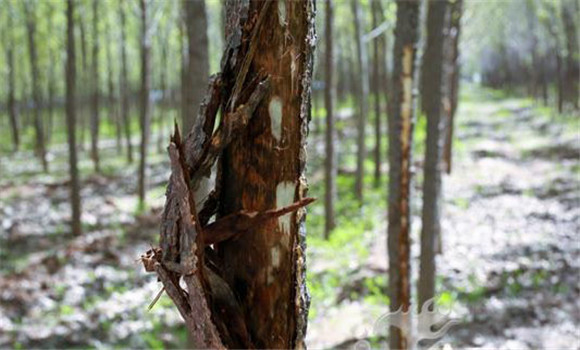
(0, 87, 578, 349)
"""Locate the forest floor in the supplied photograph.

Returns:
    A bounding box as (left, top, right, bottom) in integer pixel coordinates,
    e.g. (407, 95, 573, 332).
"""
(0, 86, 578, 349)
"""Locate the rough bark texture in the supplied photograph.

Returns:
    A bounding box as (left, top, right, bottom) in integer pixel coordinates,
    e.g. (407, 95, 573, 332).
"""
(418, 0, 450, 313)
(90, 0, 101, 173)
(182, 0, 210, 134)
(137, 0, 152, 208)
(324, 0, 336, 238)
(119, 0, 133, 163)
(24, 1, 48, 172)
(65, 0, 82, 237)
(216, 1, 315, 347)
(352, 0, 369, 203)
(143, 1, 315, 348)
(442, 0, 462, 174)
(388, 0, 421, 348)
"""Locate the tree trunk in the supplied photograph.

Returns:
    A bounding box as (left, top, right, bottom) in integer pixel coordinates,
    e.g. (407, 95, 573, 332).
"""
(388, 0, 421, 348)
(561, 0, 579, 109)
(66, 0, 82, 236)
(6, 5, 19, 152)
(352, 0, 369, 203)
(442, 0, 463, 174)
(79, 9, 88, 151)
(90, 0, 101, 173)
(371, 0, 385, 186)
(324, 0, 336, 238)
(105, 21, 121, 154)
(24, 1, 48, 172)
(137, 0, 152, 209)
(119, 0, 133, 163)
(143, 1, 315, 348)
(418, 0, 450, 313)
(182, 0, 210, 134)
(157, 27, 169, 153)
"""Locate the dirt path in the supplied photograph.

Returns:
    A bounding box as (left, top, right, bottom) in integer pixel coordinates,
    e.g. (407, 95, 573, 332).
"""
(306, 91, 580, 349)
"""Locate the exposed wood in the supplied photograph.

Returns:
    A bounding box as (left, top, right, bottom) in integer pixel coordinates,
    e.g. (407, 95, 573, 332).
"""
(388, 0, 421, 348)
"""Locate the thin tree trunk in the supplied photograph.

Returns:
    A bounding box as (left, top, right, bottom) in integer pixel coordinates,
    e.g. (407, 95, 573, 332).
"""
(442, 0, 463, 174)
(119, 0, 133, 163)
(418, 0, 450, 313)
(6, 5, 19, 152)
(561, 0, 579, 109)
(352, 0, 369, 203)
(66, 0, 82, 236)
(157, 30, 168, 153)
(137, 0, 152, 209)
(90, 0, 101, 173)
(324, 0, 336, 238)
(388, 0, 421, 348)
(79, 9, 88, 151)
(371, 0, 384, 186)
(24, 1, 48, 172)
(182, 0, 210, 134)
(105, 21, 121, 154)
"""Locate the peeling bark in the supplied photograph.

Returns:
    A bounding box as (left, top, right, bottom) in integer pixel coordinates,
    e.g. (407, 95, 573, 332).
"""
(143, 2, 315, 345)
(388, 0, 421, 348)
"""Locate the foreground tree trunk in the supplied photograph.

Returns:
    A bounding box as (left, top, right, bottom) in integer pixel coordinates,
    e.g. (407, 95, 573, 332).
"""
(324, 0, 336, 238)
(388, 0, 421, 348)
(90, 0, 101, 173)
(352, 0, 369, 203)
(65, 0, 82, 236)
(119, 0, 133, 163)
(142, 1, 315, 348)
(418, 0, 450, 313)
(24, 1, 48, 172)
(137, 0, 152, 209)
(182, 0, 210, 133)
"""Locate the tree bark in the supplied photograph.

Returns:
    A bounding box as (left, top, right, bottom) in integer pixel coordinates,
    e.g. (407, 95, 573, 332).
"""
(66, 0, 82, 236)
(182, 0, 210, 134)
(90, 0, 101, 173)
(324, 0, 336, 238)
(352, 0, 369, 203)
(371, 0, 386, 186)
(388, 0, 421, 348)
(442, 0, 462, 174)
(419, 0, 450, 313)
(24, 1, 48, 172)
(561, 0, 579, 109)
(105, 20, 121, 154)
(5, 4, 19, 152)
(119, 0, 133, 163)
(143, 2, 315, 348)
(137, 0, 152, 209)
